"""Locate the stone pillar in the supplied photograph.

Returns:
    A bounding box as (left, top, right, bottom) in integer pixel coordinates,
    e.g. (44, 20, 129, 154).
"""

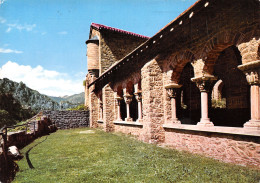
(134, 92, 143, 123)
(191, 76, 216, 127)
(115, 96, 123, 121)
(165, 83, 182, 124)
(103, 84, 115, 132)
(238, 61, 260, 130)
(124, 93, 133, 122)
(98, 100, 103, 120)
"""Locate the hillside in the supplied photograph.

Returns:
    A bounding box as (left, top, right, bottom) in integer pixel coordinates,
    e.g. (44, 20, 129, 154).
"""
(49, 92, 84, 104)
(0, 78, 80, 111)
(0, 78, 60, 111)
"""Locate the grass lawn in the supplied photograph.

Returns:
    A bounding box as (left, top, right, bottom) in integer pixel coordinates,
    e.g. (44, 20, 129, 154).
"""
(14, 128, 260, 183)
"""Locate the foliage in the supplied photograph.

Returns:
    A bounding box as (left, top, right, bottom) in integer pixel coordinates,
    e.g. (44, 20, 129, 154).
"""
(67, 104, 88, 111)
(212, 98, 226, 108)
(0, 110, 17, 127)
(0, 93, 36, 128)
(14, 128, 260, 183)
(83, 80, 86, 86)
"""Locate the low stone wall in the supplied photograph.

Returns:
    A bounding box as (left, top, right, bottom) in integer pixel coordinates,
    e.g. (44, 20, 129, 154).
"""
(43, 110, 89, 129)
(0, 116, 56, 182)
(164, 128, 260, 168)
(114, 122, 144, 140)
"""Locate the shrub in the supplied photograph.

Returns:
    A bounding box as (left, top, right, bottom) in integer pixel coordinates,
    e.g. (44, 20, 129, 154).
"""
(67, 104, 89, 111)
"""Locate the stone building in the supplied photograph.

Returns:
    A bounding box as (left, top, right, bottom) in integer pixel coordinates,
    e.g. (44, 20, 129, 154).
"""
(85, 0, 260, 168)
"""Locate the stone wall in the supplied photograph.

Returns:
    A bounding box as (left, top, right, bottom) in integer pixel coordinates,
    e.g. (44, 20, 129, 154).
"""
(114, 124, 143, 140)
(43, 110, 89, 129)
(100, 32, 147, 73)
(103, 85, 115, 132)
(164, 128, 260, 168)
(141, 59, 165, 143)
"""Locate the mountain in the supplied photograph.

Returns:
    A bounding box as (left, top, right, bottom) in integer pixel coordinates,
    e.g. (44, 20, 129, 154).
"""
(0, 78, 60, 111)
(0, 78, 81, 111)
(49, 92, 84, 104)
(0, 92, 35, 127)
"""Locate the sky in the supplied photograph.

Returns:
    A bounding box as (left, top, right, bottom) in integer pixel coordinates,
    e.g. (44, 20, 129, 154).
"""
(0, 0, 197, 97)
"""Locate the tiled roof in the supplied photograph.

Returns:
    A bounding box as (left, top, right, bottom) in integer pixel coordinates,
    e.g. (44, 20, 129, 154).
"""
(91, 23, 150, 39)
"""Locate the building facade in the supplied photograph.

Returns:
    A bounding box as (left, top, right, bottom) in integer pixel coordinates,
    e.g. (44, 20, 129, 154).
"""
(85, 0, 260, 168)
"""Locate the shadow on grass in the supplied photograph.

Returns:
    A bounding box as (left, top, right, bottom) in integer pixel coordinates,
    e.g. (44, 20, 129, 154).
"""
(25, 136, 48, 169)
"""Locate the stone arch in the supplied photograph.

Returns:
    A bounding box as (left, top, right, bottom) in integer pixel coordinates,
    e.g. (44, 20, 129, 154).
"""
(210, 45, 250, 127)
(116, 85, 123, 97)
(165, 51, 194, 83)
(197, 29, 259, 75)
(178, 62, 201, 124)
(212, 79, 224, 101)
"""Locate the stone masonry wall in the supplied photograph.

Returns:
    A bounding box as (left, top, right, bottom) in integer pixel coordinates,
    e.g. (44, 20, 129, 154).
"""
(114, 125, 143, 140)
(141, 59, 165, 143)
(103, 84, 115, 132)
(100, 32, 147, 73)
(164, 129, 260, 168)
(43, 110, 89, 129)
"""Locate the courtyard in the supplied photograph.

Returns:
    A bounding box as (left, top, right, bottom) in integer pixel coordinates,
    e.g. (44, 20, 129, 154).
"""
(14, 128, 260, 183)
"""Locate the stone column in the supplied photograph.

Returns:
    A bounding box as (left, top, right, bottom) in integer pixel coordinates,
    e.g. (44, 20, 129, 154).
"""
(134, 92, 143, 123)
(124, 93, 133, 122)
(191, 76, 216, 127)
(98, 100, 103, 120)
(165, 83, 182, 124)
(238, 62, 260, 130)
(115, 96, 123, 121)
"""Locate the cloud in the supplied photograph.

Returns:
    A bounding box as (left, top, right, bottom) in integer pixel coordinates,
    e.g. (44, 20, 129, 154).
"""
(0, 0, 6, 5)
(0, 48, 23, 54)
(58, 31, 68, 35)
(6, 23, 36, 32)
(0, 17, 6, 23)
(0, 61, 84, 96)
(6, 27, 11, 33)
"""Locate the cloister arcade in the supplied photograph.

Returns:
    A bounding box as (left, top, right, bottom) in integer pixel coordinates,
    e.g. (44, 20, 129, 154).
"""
(85, 0, 260, 167)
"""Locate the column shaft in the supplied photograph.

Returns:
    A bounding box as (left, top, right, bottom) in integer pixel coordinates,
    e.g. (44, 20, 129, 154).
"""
(250, 85, 260, 121)
(138, 101, 142, 120)
(201, 91, 209, 120)
(171, 97, 177, 120)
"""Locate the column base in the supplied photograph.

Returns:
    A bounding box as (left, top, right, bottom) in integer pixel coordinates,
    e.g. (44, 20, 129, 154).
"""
(197, 118, 214, 127)
(125, 118, 133, 122)
(116, 118, 123, 122)
(136, 119, 143, 123)
(243, 119, 260, 130)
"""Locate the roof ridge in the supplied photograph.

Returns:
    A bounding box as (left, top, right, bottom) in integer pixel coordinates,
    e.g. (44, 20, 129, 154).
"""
(91, 23, 149, 39)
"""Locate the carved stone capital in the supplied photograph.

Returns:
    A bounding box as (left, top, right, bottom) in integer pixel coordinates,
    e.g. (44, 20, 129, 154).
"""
(115, 96, 123, 106)
(124, 94, 132, 104)
(165, 83, 182, 98)
(191, 75, 217, 92)
(238, 61, 260, 85)
(134, 92, 142, 102)
(245, 70, 260, 85)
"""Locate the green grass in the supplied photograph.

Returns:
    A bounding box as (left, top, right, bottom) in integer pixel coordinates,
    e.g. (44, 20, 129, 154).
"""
(14, 128, 260, 183)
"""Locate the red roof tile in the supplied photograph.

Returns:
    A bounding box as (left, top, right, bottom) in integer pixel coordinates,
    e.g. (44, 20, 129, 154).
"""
(91, 23, 149, 39)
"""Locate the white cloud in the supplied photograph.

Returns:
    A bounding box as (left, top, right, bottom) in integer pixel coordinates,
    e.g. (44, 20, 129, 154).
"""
(0, 48, 23, 54)
(0, 61, 84, 96)
(58, 31, 68, 35)
(0, 0, 6, 5)
(7, 23, 36, 32)
(6, 27, 11, 33)
(0, 16, 6, 23)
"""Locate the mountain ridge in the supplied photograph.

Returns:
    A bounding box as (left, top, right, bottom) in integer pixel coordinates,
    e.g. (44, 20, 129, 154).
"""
(0, 78, 84, 111)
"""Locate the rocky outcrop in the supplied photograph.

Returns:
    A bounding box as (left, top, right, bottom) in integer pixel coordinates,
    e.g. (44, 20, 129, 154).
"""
(0, 78, 78, 111)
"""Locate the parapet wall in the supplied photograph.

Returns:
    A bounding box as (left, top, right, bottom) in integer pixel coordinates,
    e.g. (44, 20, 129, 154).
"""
(43, 110, 89, 129)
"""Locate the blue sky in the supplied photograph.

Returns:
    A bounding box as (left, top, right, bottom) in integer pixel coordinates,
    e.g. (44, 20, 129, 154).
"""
(0, 0, 197, 96)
